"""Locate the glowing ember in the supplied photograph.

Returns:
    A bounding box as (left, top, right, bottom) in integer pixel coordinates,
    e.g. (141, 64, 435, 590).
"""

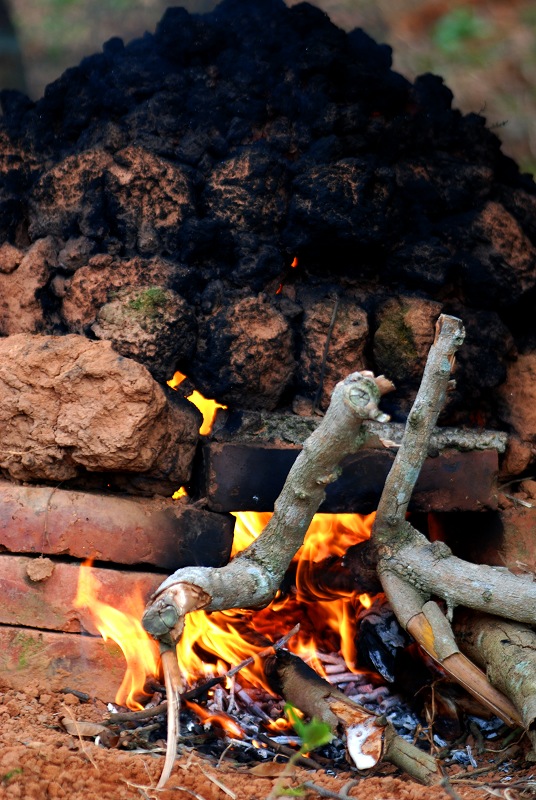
(185, 700, 244, 739)
(168, 371, 227, 435)
(73, 562, 160, 710)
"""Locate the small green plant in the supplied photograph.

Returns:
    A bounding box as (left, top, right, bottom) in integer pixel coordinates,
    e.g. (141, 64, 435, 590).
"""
(432, 7, 491, 55)
(2, 768, 23, 784)
(128, 286, 168, 316)
(267, 704, 332, 799)
(284, 703, 333, 752)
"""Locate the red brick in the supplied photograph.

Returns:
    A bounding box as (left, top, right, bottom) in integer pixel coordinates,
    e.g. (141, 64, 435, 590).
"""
(0, 624, 130, 701)
(436, 505, 536, 572)
(0, 480, 233, 570)
(199, 442, 499, 513)
(0, 556, 162, 633)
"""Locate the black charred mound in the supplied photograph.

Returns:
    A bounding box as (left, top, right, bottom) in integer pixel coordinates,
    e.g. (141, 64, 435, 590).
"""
(0, 0, 535, 426)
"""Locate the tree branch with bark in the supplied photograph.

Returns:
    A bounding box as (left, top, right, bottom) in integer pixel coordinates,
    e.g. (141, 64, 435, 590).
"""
(143, 313, 536, 786)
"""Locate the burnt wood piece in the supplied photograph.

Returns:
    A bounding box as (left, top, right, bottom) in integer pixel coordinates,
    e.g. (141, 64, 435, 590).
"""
(0, 556, 163, 633)
(198, 442, 499, 513)
(0, 623, 131, 702)
(0, 480, 233, 571)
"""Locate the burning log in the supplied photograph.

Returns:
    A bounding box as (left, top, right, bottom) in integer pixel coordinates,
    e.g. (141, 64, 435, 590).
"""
(142, 313, 536, 784)
(265, 650, 441, 785)
(142, 370, 393, 641)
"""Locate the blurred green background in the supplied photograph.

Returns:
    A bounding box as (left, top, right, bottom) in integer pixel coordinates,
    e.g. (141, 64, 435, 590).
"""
(1, 0, 536, 174)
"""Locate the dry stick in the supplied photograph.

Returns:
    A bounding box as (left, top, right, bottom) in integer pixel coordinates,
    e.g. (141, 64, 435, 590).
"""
(183, 623, 301, 701)
(143, 371, 392, 639)
(143, 373, 393, 793)
(141, 318, 532, 781)
(108, 627, 300, 725)
(107, 701, 168, 725)
(157, 626, 301, 788)
(454, 610, 536, 741)
(301, 782, 356, 800)
(372, 315, 528, 725)
(157, 646, 184, 790)
(265, 650, 442, 785)
(256, 734, 324, 770)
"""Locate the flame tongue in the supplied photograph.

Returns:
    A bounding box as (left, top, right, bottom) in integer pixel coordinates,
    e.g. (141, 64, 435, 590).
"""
(176, 512, 376, 688)
(75, 512, 376, 708)
(168, 371, 227, 435)
(73, 562, 160, 710)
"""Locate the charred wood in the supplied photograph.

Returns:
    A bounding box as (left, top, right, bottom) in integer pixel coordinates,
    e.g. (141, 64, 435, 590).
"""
(265, 650, 441, 785)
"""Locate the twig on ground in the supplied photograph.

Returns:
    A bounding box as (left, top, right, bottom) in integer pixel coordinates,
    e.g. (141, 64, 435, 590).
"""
(198, 766, 236, 799)
(440, 777, 465, 800)
(60, 687, 90, 703)
(301, 781, 356, 800)
(107, 702, 168, 724)
(61, 704, 99, 770)
(256, 733, 323, 770)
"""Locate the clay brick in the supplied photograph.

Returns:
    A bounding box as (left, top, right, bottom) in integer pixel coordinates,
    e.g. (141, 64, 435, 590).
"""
(0, 480, 233, 570)
(0, 556, 162, 633)
(434, 505, 536, 571)
(0, 624, 130, 701)
(199, 442, 499, 513)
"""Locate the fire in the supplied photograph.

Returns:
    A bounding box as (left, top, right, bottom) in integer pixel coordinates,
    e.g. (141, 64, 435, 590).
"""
(76, 512, 376, 710)
(175, 512, 376, 688)
(185, 700, 244, 739)
(168, 371, 227, 435)
(74, 562, 160, 710)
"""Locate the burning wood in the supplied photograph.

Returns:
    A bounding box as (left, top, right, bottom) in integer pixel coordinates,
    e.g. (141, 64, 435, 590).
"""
(264, 650, 441, 784)
(137, 313, 536, 786)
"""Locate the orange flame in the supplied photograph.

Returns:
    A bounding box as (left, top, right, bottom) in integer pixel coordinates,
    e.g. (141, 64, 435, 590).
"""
(168, 371, 227, 435)
(185, 700, 244, 739)
(176, 512, 375, 688)
(73, 562, 160, 710)
(77, 513, 376, 709)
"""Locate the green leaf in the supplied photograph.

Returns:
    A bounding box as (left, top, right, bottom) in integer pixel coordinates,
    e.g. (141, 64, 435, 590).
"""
(275, 786, 305, 797)
(284, 703, 332, 752)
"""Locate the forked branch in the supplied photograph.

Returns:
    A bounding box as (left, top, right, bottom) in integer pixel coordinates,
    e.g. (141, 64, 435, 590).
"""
(143, 371, 393, 642)
(142, 313, 536, 785)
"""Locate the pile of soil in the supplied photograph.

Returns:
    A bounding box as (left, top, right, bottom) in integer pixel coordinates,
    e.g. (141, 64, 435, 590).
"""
(2, 0, 536, 430)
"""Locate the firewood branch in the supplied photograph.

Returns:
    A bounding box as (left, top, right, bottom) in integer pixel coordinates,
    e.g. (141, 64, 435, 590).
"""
(142, 371, 393, 644)
(372, 316, 536, 627)
(372, 314, 533, 726)
(265, 650, 442, 785)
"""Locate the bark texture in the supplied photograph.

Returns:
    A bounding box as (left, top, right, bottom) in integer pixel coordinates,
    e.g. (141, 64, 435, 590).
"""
(142, 370, 391, 642)
(455, 610, 536, 740)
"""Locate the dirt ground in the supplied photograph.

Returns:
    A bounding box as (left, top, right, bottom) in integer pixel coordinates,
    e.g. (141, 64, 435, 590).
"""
(0, 682, 530, 800)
